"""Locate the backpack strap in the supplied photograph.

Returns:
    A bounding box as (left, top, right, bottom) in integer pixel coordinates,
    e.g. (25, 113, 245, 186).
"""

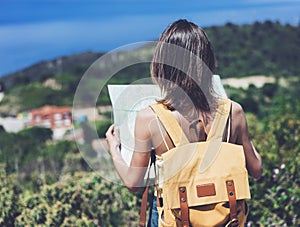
(139, 148, 156, 227)
(199, 99, 232, 173)
(139, 186, 149, 227)
(206, 99, 231, 142)
(150, 103, 189, 147)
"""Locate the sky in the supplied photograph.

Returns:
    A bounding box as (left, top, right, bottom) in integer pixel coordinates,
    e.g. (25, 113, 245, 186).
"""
(0, 0, 300, 77)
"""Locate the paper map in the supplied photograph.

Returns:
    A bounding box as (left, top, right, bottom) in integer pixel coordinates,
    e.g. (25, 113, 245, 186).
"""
(108, 84, 163, 165)
(107, 75, 226, 166)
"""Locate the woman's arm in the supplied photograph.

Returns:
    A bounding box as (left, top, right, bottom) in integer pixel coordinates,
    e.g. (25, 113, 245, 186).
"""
(233, 102, 263, 179)
(106, 109, 153, 192)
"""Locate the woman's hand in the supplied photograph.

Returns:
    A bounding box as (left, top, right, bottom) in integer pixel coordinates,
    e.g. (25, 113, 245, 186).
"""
(105, 124, 121, 158)
(104, 111, 152, 192)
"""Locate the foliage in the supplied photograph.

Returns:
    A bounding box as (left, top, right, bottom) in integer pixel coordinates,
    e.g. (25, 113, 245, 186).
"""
(0, 127, 52, 175)
(3, 82, 72, 112)
(247, 114, 300, 226)
(13, 172, 141, 226)
(206, 21, 300, 77)
(1, 80, 299, 226)
(0, 127, 89, 192)
(235, 78, 300, 226)
(96, 119, 112, 138)
(0, 164, 21, 226)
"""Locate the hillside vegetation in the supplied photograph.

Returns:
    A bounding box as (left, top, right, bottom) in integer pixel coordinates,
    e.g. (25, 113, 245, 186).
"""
(1, 75, 299, 226)
(206, 21, 300, 77)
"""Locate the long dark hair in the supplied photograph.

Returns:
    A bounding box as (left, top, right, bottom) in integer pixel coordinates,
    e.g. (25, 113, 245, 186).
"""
(151, 19, 217, 120)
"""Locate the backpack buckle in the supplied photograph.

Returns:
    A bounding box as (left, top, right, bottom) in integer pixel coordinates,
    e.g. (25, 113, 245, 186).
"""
(227, 218, 239, 227)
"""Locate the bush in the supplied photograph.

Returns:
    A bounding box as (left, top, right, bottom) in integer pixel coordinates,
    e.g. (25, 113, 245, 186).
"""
(15, 172, 142, 226)
(0, 165, 21, 226)
(246, 114, 300, 226)
(96, 119, 112, 138)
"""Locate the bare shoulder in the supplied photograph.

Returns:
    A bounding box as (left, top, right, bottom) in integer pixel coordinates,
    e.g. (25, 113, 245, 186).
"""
(230, 100, 248, 141)
(230, 100, 249, 143)
(134, 106, 157, 142)
(231, 100, 245, 121)
(136, 106, 156, 124)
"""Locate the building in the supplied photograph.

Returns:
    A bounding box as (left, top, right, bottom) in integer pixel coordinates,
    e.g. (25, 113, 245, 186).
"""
(30, 105, 72, 129)
(29, 105, 72, 139)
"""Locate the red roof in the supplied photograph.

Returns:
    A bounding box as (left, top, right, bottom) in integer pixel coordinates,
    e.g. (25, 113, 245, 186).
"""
(30, 105, 71, 115)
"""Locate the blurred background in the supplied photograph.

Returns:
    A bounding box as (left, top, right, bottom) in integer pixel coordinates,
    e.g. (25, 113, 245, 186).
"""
(0, 0, 299, 226)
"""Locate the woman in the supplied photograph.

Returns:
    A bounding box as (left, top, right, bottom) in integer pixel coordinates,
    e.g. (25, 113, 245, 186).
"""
(106, 19, 263, 226)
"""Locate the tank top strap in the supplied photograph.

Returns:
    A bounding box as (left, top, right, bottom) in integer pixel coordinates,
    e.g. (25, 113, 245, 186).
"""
(150, 103, 189, 147)
(206, 99, 231, 142)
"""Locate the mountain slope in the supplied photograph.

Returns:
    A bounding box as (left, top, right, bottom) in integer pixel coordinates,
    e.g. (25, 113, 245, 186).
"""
(0, 51, 103, 89)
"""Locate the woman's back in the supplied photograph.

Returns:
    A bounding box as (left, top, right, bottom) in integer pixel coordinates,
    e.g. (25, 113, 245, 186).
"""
(135, 100, 243, 156)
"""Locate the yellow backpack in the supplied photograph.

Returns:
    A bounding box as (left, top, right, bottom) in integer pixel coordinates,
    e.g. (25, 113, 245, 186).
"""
(147, 99, 250, 227)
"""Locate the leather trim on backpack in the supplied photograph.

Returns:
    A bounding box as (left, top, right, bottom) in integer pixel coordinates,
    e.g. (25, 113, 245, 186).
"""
(178, 186, 189, 227)
(226, 180, 239, 227)
(196, 183, 216, 197)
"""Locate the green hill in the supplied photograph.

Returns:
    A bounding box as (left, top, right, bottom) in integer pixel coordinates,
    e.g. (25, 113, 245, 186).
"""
(206, 21, 300, 77)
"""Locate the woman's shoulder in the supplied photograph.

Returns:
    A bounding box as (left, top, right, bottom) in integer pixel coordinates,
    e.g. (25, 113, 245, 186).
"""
(135, 106, 158, 138)
(229, 99, 247, 130)
(230, 100, 244, 116)
(136, 106, 156, 123)
(218, 99, 244, 120)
